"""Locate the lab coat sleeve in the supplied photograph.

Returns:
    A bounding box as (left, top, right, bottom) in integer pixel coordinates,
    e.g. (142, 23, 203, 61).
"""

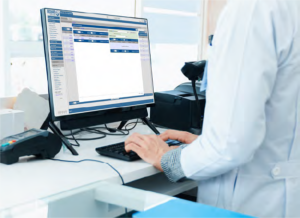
(180, 0, 296, 180)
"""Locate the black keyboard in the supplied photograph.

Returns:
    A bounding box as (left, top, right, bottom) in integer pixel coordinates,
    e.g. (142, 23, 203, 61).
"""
(96, 142, 140, 161)
(96, 139, 182, 161)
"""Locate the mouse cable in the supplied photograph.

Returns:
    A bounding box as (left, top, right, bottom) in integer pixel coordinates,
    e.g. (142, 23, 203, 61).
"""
(50, 158, 128, 216)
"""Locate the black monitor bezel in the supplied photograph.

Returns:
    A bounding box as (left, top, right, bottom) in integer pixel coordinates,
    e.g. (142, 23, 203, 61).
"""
(41, 8, 155, 122)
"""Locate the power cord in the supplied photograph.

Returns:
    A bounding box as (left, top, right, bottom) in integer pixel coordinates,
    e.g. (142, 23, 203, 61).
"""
(50, 158, 128, 216)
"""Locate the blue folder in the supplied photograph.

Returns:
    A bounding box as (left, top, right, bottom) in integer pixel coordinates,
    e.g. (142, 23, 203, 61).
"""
(134, 199, 255, 218)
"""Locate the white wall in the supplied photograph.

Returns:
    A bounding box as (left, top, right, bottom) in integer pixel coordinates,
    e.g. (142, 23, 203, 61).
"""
(0, 0, 10, 97)
(202, 0, 227, 58)
(0, 97, 16, 109)
(0, 1, 5, 97)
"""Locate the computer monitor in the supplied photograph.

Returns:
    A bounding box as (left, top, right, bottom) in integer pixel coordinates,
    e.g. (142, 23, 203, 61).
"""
(40, 8, 155, 128)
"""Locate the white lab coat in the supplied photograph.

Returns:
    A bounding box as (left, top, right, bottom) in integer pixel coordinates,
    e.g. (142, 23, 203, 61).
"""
(181, 0, 300, 217)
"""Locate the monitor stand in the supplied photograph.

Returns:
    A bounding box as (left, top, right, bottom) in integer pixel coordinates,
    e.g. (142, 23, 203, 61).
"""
(42, 107, 160, 156)
(140, 117, 160, 135)
(41, 113, 79, 155)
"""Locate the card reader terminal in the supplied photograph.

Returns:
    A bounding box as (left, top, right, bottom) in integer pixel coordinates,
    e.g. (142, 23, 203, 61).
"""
(0, 129, 62, 165)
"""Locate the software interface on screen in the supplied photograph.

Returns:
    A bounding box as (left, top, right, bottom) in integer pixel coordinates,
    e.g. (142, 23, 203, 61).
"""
(44, 9, 155, 117)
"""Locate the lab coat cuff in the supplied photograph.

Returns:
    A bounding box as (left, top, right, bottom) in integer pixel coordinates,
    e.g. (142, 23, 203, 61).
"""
(161, 144, 188, 183)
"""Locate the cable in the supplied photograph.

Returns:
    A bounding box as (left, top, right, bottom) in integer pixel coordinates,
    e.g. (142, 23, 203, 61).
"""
(66, 137, 107, 141)
(124, 119, 140, 131)
(87, 127, 130, 136)
(50, 158, 128, 216)
(65, 119, 139, 143)
(103, 119, 140, 133)
(64, 127, 127, 147)
(51, 158, 125, 184)
(65, 134, 106, 141)
(105, 124, 130, 135)
(63, 129, 81, 136)
(70, 130, 80, 146)
(65, 129, 106, 142)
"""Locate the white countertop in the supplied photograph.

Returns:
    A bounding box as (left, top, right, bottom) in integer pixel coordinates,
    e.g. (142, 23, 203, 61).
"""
(0, 124, 164, 211)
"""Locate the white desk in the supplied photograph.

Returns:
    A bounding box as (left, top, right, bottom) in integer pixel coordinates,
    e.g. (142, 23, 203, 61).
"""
(0, 124, 197, 217)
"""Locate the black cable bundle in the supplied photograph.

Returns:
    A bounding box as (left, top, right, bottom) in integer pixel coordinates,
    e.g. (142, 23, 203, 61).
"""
(64, 119, 140, 147)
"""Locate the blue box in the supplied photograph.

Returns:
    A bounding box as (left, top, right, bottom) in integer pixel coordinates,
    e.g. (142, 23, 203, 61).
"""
(133, 199, 255, 218)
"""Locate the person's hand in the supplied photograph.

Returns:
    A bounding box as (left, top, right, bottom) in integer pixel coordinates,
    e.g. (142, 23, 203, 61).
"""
(125, 133, 175, 171)
(159, 130, 198, 144)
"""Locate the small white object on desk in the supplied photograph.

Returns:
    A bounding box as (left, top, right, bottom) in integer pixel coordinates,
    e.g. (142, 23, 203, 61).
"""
(0, 109, 24, 140)
(13, 88, 49, 130)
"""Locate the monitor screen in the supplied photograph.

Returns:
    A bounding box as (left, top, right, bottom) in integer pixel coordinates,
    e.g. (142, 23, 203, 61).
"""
(41, 9, 155, 119)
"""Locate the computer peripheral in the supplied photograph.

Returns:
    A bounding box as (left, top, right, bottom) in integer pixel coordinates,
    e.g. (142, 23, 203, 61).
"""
(96, 139, 182, 162)
(165, 139, 182, 146)
(0, 129, 62, 165)
(96, 142, 140, 161)
(150, 83, 205, 135)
